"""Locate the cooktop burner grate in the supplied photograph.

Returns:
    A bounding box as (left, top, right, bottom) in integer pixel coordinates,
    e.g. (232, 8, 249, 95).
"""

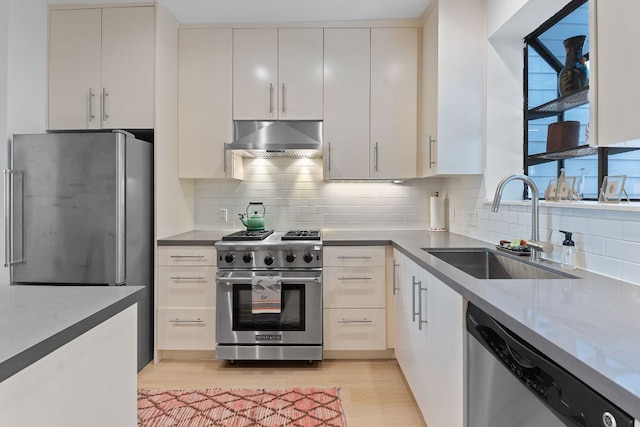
(221, 229, 274, 241)
(281, 230, 321, 241)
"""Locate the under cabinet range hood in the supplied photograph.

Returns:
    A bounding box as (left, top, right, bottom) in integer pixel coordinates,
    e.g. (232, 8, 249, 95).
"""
(226, 120, 323, 158)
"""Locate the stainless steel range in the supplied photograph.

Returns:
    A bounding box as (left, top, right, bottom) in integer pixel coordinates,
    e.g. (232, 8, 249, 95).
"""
(215, 230, 323, 363)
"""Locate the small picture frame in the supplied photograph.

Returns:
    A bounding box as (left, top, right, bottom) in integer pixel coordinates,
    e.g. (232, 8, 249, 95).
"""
(557, 177, 575, 201)
(545, 179, 558, 200)
(598, 175, 629, 203)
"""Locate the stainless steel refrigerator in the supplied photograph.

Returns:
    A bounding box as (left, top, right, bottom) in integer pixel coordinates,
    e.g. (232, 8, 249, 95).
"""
(5, 130, 153, 370)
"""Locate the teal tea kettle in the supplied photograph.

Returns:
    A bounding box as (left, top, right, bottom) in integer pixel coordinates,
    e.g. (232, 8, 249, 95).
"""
(239, 202, 266, 231)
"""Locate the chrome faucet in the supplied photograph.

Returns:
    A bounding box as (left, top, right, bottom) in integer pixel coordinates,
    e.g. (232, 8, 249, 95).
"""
(491, 175, 552, 262)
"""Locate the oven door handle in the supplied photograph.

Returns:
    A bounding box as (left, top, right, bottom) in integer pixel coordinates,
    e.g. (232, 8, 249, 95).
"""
(217, 276, 321, 284)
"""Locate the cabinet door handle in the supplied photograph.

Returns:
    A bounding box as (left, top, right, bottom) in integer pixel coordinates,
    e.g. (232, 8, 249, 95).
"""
(338, 276, 372, 281)
(223, 143, 228, 173)
(337, 256, 372, 260)
(417, 280, 428, 330)
(412, 275, 420, 322)
(374, 142, 379, 173)
(269, 83, 274, 116)
(327, 142, 332, 173)
(392, 260, 400, 295)
(169, 318, 204, 323)
(281, 82, 286, 115)
(102, 88, 109, 122)
(88, 88, 95, 122)
(170, 276, 205, 280)
(338, 319, 373, 324)
(429, 135, 436, 169)
(170, 255, 205, 259)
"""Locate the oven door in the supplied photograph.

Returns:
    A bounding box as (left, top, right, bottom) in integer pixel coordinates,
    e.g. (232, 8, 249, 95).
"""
(216, 270, 322, 346)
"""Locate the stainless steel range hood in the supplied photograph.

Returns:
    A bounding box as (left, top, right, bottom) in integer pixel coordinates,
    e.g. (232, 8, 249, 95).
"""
(226, 120, 323, 158)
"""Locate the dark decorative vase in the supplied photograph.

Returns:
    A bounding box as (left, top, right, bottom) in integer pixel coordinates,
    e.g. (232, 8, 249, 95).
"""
(558, 35, 588, 96)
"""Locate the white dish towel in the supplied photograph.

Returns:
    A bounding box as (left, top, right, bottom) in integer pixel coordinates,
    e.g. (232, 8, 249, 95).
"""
(251, 276, 282, 314)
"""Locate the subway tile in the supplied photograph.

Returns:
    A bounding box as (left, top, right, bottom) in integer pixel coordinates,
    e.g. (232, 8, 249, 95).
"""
(583, 253, 622, 280)
(623, 221, 640, 242)
(622, 262, 640, 286)
(604, 239, 640, 264)
(587, 218, 623, 239)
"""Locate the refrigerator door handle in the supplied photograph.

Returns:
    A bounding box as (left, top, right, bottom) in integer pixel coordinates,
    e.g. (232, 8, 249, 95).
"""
(115, 135, 126, 284)
(4, 169, 22, 267)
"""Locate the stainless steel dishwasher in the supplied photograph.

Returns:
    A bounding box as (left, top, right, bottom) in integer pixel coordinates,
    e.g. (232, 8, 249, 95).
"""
(466, 302, 637, 427)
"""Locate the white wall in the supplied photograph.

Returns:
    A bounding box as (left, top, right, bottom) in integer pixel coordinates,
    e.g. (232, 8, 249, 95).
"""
(192, 158, 441, 232)
(154, 4, 194, 239)
(0, 0, 48, 285)
(484, 0, 573, 199)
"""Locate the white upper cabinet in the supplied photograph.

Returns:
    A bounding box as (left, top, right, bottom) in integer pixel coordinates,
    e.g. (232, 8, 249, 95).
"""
(278, 29, 324, 119)
(232, 28, 323, 120)
(324, 28, 371, 179)
(419, 1, 484, 176)
(178, 28, 242, 179)
(591, 0, 640, 147)
(324, 27, 418, 180)
(371, 28, 418, 179)
(48, 6, 155, 130)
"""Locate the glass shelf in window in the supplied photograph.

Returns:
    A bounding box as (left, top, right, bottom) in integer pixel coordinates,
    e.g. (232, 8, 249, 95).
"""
(528, 144, 597, 165)
(527, 86, 589, 120)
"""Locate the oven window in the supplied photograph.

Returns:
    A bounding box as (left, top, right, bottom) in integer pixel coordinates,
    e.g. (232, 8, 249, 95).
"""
(232, 284, 305, 331)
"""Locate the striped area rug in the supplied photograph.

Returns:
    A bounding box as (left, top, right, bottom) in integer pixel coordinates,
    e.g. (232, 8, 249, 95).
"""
(138, 387, 347, 427)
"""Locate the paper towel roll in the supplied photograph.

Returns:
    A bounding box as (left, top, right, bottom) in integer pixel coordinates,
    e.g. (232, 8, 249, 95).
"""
(429, 196, 446, 230)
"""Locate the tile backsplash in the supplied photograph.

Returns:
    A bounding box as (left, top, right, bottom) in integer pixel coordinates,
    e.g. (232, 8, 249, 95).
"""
(443, 175, 640, 286)
(194, 158, 441, 231)
(194, 159, 639, 286)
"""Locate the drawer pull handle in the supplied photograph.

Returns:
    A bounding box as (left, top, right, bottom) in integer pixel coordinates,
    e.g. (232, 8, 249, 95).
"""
(169, 318, 204, 323)
(170, 255, 205, 259)
(338, 277, 372, 281)
(337, 256, 372, 260)
(170, 276, 205, 280)
(338, 319, 373, 324)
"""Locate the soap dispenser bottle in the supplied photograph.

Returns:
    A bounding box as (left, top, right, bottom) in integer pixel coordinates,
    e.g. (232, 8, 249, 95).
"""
(560, 230, 576, 270)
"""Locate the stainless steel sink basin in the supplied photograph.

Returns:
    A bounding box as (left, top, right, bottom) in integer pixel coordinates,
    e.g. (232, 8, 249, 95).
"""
(423, 248, 577, 280)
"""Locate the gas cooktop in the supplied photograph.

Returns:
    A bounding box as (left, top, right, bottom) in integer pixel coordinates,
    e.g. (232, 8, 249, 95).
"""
(221, 230, 274, 241)
(281, 230, 321, 241)
(220, 230, 321, 242)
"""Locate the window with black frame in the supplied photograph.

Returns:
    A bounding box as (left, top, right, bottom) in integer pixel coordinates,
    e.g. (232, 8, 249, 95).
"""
(524, 0, 639, 201)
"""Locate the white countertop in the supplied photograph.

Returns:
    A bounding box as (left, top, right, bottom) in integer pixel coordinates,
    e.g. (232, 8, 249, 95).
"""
(0, 285, 144, 382)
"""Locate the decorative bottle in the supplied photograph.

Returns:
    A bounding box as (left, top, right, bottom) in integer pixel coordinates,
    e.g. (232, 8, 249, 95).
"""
(558, 35, 588, 96)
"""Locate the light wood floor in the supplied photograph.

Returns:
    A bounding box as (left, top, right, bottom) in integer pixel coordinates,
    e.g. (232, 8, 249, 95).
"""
(138, 358, 426, 427)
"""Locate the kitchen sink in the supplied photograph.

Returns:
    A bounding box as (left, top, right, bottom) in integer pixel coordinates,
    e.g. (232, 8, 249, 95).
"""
(423, 248, 577, 280)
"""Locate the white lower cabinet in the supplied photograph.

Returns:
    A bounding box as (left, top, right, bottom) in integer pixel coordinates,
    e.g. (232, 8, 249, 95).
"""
(157, 246, 217, 352)
(393, 248, 464, 427)
(323, 246, 386, 351)
(323, 308, 386, 351)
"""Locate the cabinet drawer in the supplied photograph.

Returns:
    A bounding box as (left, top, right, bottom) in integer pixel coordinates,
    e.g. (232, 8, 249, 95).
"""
(324, 266, 386, 308)
(157, 266, 216, 308)
(323, 246, 385, 266)
(157, 308, 215, 350)
(323, 308, 386, 351)
(158, 246, 216, 266)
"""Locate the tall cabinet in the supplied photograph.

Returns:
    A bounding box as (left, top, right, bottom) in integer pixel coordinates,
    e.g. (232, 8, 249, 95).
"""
(323, 29, 371, 179)
(178, 28, 242, 179)
(324, 28, 418, 180)
(419, 1, 484, 176)
(48, 6, 155, 130)
(232, 28, 323, 120)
